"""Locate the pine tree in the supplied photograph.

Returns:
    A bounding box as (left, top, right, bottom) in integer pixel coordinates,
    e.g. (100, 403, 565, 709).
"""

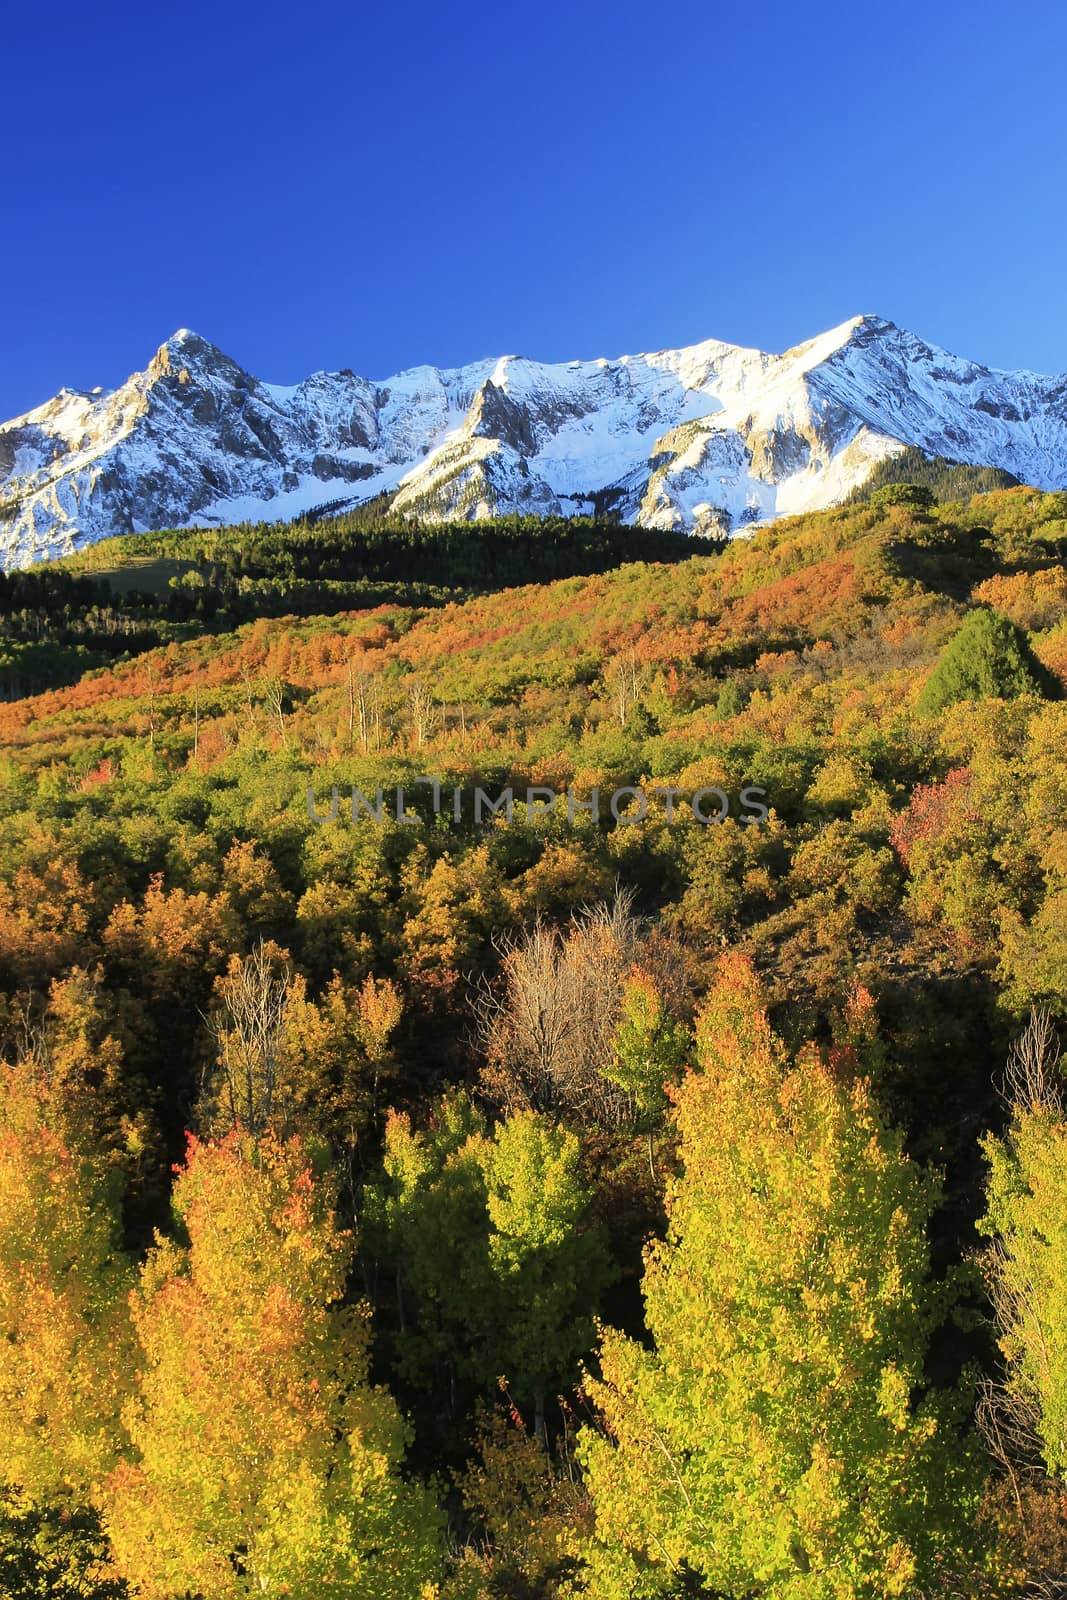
(103, 1131, 443, 1600)
(918, 607, 1056, 714)
(578, 954, 986, 1599)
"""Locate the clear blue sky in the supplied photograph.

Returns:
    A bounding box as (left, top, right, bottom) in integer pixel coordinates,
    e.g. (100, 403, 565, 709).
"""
(3, 0, 1065, 421)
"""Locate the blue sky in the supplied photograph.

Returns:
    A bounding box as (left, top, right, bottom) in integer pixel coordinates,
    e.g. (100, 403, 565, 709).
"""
(2, 0, 1065, 420)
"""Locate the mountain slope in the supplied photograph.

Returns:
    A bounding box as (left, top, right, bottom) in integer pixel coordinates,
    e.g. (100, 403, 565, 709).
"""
(2, 315, 1066, 567)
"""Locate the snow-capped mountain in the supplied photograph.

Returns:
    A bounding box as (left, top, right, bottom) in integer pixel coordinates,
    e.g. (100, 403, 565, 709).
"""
(3, 315, 1066, 567)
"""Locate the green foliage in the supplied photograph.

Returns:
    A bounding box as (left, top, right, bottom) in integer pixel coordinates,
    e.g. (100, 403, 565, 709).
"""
(712, 676, 749, 719)
(850, 447, 1020, 505)
(603, 970, 689, 1127)
(0, 512, 699, 696)
(4, 483, 1067, 1587)
(869, 480, 937, 513)
(369, 1100, 612, 1425)
(918, 607, 1057, 713)
(983, 1103, 1067, 1479)
(980, 1014, 1067, 1484)
(579, 955, 987, 1598)
(0, 1493, 126, 1600)
(481, 1111, 614, 1423)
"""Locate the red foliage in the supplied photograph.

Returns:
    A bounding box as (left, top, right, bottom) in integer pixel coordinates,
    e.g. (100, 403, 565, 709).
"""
(714, 554, 861, 639)
(888, 768, 974, 868)
(78, 758, 115, 791)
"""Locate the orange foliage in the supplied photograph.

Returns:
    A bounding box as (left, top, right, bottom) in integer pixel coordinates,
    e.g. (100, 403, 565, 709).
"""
(102, 875, 241, 1002)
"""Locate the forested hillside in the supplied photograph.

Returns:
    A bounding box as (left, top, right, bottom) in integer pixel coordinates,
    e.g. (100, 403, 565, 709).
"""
(4, 483, 1067, 1595)
(0, 513, 697, 698)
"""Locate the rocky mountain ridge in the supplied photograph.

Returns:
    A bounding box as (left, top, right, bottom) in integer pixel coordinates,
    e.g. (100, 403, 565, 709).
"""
(2, 315, 1066, 567)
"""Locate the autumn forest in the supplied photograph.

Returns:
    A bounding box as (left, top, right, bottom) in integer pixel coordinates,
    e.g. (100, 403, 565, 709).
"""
(5, 479, 1067, 1597)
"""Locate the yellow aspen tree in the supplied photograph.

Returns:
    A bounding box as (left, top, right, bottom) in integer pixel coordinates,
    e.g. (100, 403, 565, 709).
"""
(0, 1060, 134, 1505)
(578, 953, 987, 1599)
(981, 1010, 1067, 1478)
(104, 1130, 443, 1600)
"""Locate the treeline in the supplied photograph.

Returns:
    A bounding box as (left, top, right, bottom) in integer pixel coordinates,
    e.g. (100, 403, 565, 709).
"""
(70, 510, 703, 592)
(849, 446, 1021, 504)
(0, 513, 701, 697)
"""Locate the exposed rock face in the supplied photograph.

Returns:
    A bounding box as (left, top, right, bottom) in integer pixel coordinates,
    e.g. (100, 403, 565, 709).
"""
(465, 380, 539, 457)
(747, 427, 813, 483)
(3, 315, 1067, 567)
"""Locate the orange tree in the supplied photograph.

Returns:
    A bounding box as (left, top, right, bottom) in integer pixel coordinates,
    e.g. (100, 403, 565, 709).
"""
(104, 1130, 443, 1600)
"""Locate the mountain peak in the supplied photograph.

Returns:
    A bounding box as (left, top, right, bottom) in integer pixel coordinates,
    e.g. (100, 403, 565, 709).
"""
(844, 313, 898, 342)
(782, 314, 894, 365)
(848, 312, 892, 331)
(154, 327, 199, 356)
(147, 330, 245, 389)
(3, 316, 1066, 568)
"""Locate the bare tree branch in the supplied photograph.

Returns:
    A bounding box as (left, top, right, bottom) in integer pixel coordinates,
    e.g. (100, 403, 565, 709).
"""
(200, 941, 292, 1136)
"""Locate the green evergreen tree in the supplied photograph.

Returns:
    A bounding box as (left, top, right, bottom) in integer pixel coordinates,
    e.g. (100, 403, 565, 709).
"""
(918, 607, 1056, 714)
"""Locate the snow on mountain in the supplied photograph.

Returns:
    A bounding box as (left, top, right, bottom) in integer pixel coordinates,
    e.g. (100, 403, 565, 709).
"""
(2, 315, 1066, 567)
